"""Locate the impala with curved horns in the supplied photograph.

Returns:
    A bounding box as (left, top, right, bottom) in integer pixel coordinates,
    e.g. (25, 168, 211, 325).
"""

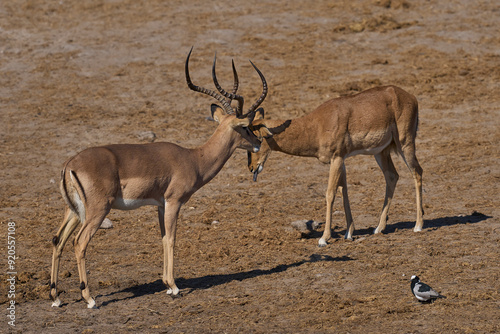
(248, 85, 423, 245)
(49, 48, 269, 308)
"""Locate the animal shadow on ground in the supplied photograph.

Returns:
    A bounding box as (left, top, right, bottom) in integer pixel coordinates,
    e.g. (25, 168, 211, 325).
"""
(352, 211, 492, 237)
(99, 254, 353, 307)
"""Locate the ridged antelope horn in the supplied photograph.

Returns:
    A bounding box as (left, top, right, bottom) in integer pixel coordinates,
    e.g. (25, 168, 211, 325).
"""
(185, 47, 234, 115)
(244, 60, 268, 117)
(211, 54, 245, 117)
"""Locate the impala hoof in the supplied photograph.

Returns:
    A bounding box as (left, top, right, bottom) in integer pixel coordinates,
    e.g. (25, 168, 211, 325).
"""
(166, 286, 180, 296)
(51, 298, 62, 308)
(318, 238, 327, 247)
(87, 298, 97, 309)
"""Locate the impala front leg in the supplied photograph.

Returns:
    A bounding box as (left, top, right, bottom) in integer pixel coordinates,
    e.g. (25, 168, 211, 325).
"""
(319, 156, 344, 247)
(162, 200, 182, 296)
(340, 165, 354, 240)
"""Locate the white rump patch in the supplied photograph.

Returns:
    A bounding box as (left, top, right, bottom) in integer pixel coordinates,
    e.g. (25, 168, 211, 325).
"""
(71, 189, 86, 223)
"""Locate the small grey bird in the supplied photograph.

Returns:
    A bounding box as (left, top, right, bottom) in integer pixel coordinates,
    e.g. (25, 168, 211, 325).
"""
(410, 275, 446, 302)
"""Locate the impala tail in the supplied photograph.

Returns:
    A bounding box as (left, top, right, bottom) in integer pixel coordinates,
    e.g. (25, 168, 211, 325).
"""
(60, 163, 87, 223)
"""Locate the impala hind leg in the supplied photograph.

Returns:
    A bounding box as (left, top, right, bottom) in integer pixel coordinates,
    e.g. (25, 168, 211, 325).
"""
(319, 157, 344, 247)
(374, 150, 399, 234)
(73, 209, 109, 308)
(50, 208, 80, 307)
(161, 201, 182, 296)
(400, 145, 424, 232)
(403, 146, 424, 232)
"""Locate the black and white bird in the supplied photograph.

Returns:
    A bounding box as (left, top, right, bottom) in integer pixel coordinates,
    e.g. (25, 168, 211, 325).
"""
(410, 275, 446, 302)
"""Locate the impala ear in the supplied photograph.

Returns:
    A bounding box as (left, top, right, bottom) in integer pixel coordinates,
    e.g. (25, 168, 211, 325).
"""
(251, 119, 273, 138)
(260, 125, 273, 138)
(254, 107, 265, 120)
(211, 104, 224, 123)
(231, 117, 251, 128)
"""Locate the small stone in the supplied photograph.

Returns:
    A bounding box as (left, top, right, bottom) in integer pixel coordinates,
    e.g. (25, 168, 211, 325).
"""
(349, 23, 365, 33)
(136, 131, 156, 142)
(100, 218, 113, 229)
(291, 220, 321, 232)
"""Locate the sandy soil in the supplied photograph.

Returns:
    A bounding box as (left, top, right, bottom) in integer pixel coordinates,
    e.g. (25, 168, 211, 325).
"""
(1, 0, 499, 333)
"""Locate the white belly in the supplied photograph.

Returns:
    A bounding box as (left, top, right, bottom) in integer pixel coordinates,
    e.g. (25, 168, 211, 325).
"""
(347, 144, 387, 157)
(112, 197, 163, 210)
(346, 133, 392, 158)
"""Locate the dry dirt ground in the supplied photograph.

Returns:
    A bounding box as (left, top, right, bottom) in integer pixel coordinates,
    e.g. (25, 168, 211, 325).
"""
(1, 0, 499, 333)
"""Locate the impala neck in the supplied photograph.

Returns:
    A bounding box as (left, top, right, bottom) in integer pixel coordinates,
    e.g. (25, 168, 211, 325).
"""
(192, 125, 239, 186)
(264, 116, 319, 157)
